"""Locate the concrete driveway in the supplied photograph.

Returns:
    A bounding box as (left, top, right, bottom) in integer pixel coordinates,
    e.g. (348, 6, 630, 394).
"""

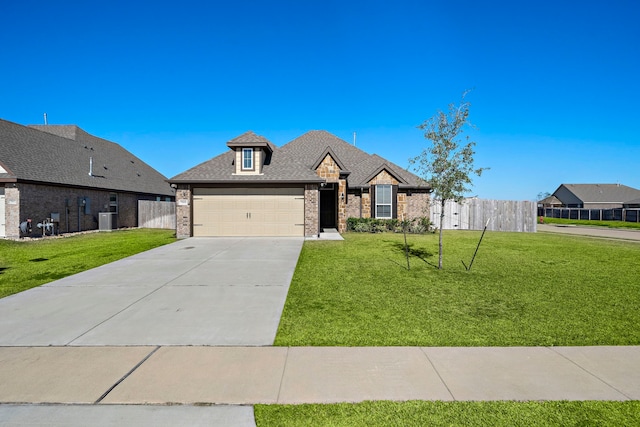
(0, 237, 304, 346)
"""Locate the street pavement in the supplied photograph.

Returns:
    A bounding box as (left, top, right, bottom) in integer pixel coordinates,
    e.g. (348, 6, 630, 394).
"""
(537, 223, 640, 241)
(0, 234, 639, 426)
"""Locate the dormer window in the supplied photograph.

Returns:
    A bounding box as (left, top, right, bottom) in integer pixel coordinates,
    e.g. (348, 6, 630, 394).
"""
(242, 148, 254, 170)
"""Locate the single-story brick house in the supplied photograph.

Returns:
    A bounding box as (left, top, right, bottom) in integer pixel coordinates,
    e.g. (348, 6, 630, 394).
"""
(0, 119, 175, 238)
(169, 130, 431, 238)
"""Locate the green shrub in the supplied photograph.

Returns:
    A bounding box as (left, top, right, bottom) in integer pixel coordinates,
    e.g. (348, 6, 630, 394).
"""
(347, 217, 432, 234)
(353, 222, 371, 233)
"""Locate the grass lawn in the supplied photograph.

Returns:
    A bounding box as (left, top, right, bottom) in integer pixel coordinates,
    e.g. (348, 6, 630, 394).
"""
(0, 229, 176, 298)
(275, 231, 640, 346)
(542, 217, 640, 230)
(255, 401, 640, 426)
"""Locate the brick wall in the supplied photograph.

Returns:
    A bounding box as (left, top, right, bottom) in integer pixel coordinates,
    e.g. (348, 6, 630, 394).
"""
(4, 182, 160, 238)
(346, 193, 361, 218)
(406, 191, 430, 219)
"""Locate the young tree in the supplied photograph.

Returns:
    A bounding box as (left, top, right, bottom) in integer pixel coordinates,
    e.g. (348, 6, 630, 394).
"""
(409, 92, 487, 269)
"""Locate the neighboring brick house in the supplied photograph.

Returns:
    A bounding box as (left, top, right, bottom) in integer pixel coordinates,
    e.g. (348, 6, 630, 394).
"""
(169, 130, 431, 238)
(0, 119, 175, 238)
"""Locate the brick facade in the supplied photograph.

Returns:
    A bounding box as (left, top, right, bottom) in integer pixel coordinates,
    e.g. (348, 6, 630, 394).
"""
(314, 154, 348, 232)
(342, 170, 431, 224)
(3, 182, 162, 238)
(346, 193, 361, 218)
(405, 191, 430, 219)
(361, 191, 371, 218)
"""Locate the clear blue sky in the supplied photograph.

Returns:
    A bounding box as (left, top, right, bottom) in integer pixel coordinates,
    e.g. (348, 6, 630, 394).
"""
(2, 1, 638, 200)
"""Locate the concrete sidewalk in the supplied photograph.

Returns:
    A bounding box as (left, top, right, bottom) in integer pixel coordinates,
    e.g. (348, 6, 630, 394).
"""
(1, 346, 638, 406)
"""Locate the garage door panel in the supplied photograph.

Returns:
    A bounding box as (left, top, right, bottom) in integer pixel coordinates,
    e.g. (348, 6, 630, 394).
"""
(192, 188, 304, 237)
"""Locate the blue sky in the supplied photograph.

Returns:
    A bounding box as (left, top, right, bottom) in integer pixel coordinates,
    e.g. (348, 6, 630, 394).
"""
(2, 1, 638, 200)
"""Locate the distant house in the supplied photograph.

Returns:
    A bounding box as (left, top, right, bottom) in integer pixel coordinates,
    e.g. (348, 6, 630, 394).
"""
(0, 119, 175, 238)
(169, 130, 431, 238)
(538, 194, 563, 208)
(550, 184, 640, 209)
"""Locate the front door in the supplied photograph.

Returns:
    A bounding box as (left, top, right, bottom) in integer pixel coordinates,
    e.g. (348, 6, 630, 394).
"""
(319, 185, 337, 230)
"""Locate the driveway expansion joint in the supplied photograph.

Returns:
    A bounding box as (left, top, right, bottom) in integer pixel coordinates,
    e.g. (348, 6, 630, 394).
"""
(94, 346, 161, 404)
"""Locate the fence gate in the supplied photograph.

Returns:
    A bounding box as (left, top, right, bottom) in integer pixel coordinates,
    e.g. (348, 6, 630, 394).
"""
(138, 200, 176, 229)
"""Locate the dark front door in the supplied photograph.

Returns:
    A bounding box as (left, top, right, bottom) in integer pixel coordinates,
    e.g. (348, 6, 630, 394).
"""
(319, 185, 337, 230)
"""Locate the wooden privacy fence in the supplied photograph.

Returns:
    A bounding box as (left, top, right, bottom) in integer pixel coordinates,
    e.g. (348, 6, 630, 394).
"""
(430, 199, 537, 232)
(138, 200, 176, 229)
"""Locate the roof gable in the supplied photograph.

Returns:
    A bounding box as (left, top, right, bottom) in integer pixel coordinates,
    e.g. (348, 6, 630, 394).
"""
(362, 163, 408, 185)
(311, 146, 349, 173)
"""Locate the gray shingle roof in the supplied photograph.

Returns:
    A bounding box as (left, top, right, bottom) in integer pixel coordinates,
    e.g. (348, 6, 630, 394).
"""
(170, 130, 428, 189)
(0, 119, 174, 196)
(557, 184, 640, 204)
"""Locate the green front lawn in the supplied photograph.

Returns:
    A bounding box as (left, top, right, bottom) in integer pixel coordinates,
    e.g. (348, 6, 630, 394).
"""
(255, 401, 640, 426)
(0, 229, 176, 298)
(275, 231, 640, 346)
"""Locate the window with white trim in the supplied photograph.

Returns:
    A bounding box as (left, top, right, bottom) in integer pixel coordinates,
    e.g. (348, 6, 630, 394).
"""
(242, 148, 254, 170)
(375, 185, 392, 218)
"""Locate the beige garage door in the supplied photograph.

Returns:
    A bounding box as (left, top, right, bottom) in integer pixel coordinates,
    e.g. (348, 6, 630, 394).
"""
(193, 188, 305, 237)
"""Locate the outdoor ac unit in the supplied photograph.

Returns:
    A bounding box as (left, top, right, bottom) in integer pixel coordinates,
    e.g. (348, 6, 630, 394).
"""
(98, 212, 117, 231)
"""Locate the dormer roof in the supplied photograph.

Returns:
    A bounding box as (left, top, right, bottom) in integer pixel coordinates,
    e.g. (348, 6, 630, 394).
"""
(226, 131, 274, 155)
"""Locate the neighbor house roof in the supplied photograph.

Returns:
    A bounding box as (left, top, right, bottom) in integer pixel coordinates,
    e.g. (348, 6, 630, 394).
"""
(554, 184, 640, 204)
(170, 130, 428, 189)
(0, 119, 174, 196)
(539, 195, 562, 205)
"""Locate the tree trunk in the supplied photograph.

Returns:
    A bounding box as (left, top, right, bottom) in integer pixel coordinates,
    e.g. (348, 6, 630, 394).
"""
(438, 199, 445, 269)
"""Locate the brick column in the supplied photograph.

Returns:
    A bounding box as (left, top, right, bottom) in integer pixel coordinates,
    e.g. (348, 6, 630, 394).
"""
(175, 185, 192, 238)
(305, 184, 319, 237)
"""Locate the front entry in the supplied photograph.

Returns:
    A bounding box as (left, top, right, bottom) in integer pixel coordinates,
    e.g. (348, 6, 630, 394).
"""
(319, 184, 337, 230)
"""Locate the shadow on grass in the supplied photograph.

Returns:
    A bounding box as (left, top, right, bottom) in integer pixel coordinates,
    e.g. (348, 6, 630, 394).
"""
(385, 240, 438, 269)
